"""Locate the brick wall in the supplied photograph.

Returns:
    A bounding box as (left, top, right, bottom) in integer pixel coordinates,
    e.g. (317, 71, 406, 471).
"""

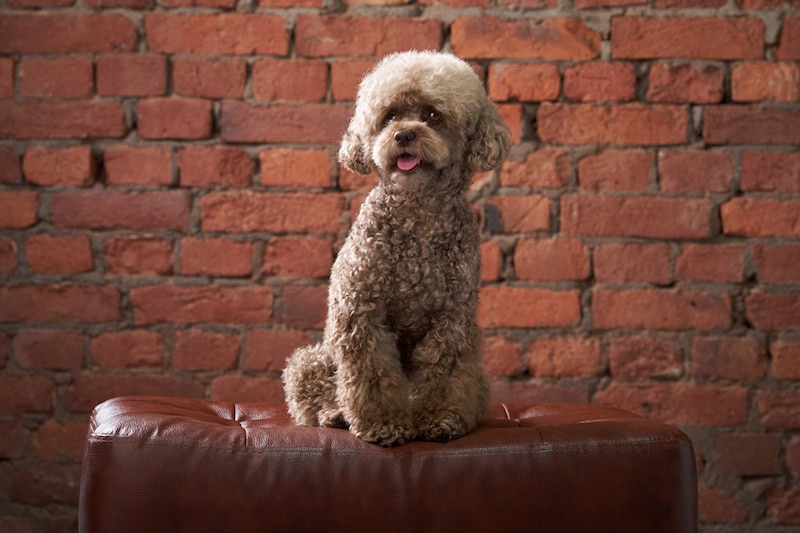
(0, 0, 799, 529)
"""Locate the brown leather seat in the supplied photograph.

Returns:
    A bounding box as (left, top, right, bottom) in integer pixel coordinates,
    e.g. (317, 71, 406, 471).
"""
(79, 396, 697, 532)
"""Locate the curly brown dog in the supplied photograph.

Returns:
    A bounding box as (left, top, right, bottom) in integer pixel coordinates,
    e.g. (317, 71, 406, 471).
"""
(283, 51, 511, 446)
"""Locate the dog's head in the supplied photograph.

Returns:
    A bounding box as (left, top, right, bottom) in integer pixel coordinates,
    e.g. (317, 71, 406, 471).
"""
(339, 51, 510, 191)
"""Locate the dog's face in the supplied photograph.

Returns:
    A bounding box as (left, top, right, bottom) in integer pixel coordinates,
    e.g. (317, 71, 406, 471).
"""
(339, 51, 510, 192)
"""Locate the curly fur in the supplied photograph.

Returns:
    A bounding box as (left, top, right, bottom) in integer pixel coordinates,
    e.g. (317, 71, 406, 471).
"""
(283, 51, 511, 446)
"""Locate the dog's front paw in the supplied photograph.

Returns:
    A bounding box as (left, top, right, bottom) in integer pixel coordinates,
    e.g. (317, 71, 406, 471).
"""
(416, 416, 470, 443)
(351, 422, 416, 447)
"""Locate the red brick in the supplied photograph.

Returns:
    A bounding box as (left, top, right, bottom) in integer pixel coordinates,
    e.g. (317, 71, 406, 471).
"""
(757, 390, 800, 429)
(262, 237, 333, 278)
(246, 329, 313, 372)
(741, 151, 800, 193)
(178, 146, 253, 188)
(594, 243, 671, 284)
(87, 0, 154, 7)
(480, 240, 502, 282)
(331, 60, 376, 101)
(52, 190, 190, 230)
(611, 17, 764, 59)
(715, 433, 781, 476)
(777, 16, 800, 60)
(577, 149, 653, 191)
(103, 237, 173, 276)
(773, 340, 800, 379)
(699, 486, 747, 524)
(477, 287, 581, 328)
(0, 57, 13, 99)
(563, 62, 636, 102)
(278, 285, 328, 329)
(91, 330, 163, 368)
(593, 289, 731, 330)
(575, 0, 643, 6)
(0, 237, 16, 274)
(173, 56, 246, 99)
(491, 380, 589, 404)
(499, 150, 570, 189)
(0, 419, 28, 459)
(451, 17, 600, 60)
(0, 101, 126, 140)
(609, 335, 683, 379)
(253, 60, 328, 102)
(482, 336, 523, 377)
(97, 54, 167, 97)
(210, 375, 285, 403)
(0, 14, 137, 54)
(339, 165, 377, 191)
(486, 195, 550, 233)
(789, 436, 800, 477)
(25, 234, 93, 274)
(0, 190, 38, 229)
(18, 57, 93, 99)
(32, 419, 87, 461)
(0, 146, 21, 184)
(64, 374, 203, 413)
(596, 383, 748, 426)
(162, 0, 234, 6)
(704, 107, 800, 145)
(14, 329, 83, 370)
(515, 238, 590, 281)
(200, 192, 342, 234)
(676, 244, 745, 282)
(732, 62, 800, 102)
(722, 198, 800, 237)
(180, 237, 253, 277)
(0, 375, 54, 412)
(104, 145, 172, 186)
(526, 336, 602, 377)
(658, 150, 733, 192)
(220, 102, 351, 144)
(172, 329, 240, 371)
(691, 335, 765, 380)
(755, 245, 800, 283)
(767, 485, 800, 526)
(0, 284, 120, 323)
(296, 15, 441, 57)
(488, 63, 560, 102)
(538, 103, 687, 145)
(654, 0, 725, 6)
(138, 98, 212, 140)
(259, 0, 322, 6)
(130, 284, 273, 325)
(145, 13, 287, 55)
(499, 104, 524, 144)
(259, 148, 331, 188)
(9, 464, 81, 506)
(23, 145, 95, 187)
(561, 194, 711, 239)
(647, 63, 724, 103)
(746, 292, 800, 331)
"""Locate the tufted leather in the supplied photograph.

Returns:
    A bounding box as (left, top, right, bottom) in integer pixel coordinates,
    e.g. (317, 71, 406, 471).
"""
(79, 397, 697, 533)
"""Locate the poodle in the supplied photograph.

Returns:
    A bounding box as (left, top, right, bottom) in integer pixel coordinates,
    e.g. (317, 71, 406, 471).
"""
(282, 50, 511, 446)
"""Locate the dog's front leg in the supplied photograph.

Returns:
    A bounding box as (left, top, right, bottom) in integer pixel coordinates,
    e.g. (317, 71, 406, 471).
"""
(332, 312, 416, 447)
(409, 316, 489, 443)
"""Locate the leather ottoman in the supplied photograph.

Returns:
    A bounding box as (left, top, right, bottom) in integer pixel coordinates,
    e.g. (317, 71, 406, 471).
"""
(79, 396, 697, 532)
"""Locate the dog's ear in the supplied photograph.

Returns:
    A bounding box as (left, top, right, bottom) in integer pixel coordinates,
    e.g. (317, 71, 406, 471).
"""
(338, 130, 371, 175)
(467, 103, 511, 173)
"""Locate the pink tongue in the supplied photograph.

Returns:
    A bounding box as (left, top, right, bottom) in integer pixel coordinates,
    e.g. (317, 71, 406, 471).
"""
(397, 154, 420, 171)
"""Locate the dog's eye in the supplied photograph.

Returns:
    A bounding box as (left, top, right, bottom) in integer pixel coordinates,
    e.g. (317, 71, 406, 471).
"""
(425, 108, 443, 125)
(384, 111, 398, 125)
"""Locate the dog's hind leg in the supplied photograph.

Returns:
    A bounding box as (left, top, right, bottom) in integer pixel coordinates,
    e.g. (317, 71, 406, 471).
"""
(282, 343, 346, 428)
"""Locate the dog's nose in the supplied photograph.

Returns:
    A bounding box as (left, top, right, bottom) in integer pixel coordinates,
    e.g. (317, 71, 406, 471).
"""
(394, 130, 416, 147)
